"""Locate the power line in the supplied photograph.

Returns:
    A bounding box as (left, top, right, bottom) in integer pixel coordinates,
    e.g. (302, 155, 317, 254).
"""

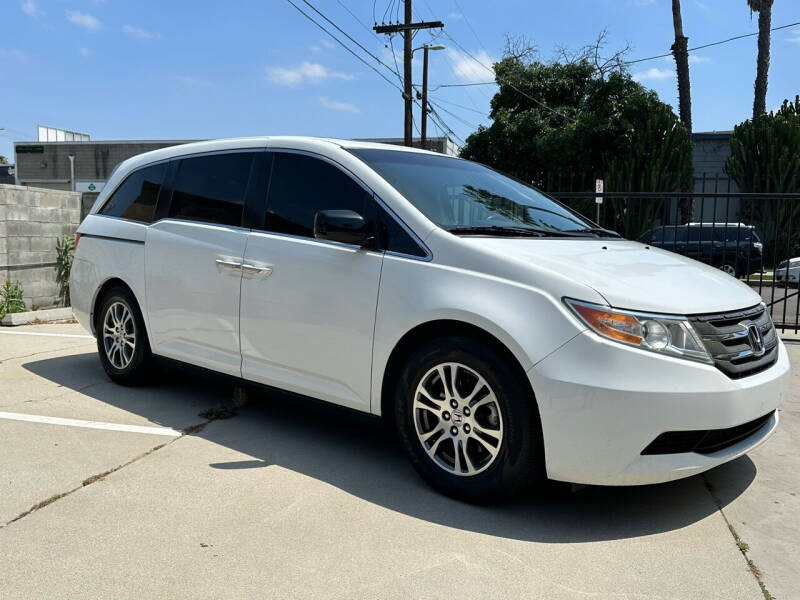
(625, 21, 800, 65)
(431, 81, 495, 89)
(442, 30, 578, 124)
(452, 0, 487, 55)
(285, 0, 403, 92)
(299, 0, 399, 79)
(428, 100, 481, 130)
(423, 93, 486, 115)
(286, 0, 464, 148)
(335, 0, 379, 39)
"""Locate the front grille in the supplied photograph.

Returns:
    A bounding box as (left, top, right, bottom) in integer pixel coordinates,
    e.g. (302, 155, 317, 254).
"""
(690, 304, 778, 379)
(641, 411, 775, 455)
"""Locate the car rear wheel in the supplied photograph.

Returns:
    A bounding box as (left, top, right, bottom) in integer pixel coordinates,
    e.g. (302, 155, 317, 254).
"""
(718, 263, 737, 277)
(96, 286, 153, 385)
(395, 336, 539, 503)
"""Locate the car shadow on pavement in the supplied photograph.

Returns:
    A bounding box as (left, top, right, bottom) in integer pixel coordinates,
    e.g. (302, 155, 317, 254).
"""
(24, 352, 757, 544)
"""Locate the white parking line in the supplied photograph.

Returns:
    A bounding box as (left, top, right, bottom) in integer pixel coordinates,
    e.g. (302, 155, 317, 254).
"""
(0, 331, 94, 339)
(0, 412, 182, 437)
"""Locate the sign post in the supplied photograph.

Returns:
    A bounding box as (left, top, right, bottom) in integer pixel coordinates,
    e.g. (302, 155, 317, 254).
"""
(595, 178, 604, 225)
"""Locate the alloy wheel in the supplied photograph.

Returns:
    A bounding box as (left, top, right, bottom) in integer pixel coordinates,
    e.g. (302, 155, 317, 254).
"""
(102, 301, 136, 370)
(413, 362, 504, 476)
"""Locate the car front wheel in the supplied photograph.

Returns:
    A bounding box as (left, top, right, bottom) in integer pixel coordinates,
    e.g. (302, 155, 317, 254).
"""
(395, 336, 539, 503)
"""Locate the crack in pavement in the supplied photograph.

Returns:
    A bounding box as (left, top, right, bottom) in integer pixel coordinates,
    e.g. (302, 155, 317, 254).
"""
(0, 344, 94, 367)
(703, 475, 774, 600)
(2, 380, 108, 409)
(0, 420, 211, 530)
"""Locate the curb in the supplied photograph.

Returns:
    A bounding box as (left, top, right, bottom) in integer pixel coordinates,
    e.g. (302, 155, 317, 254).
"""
(1, 307, 75, 326)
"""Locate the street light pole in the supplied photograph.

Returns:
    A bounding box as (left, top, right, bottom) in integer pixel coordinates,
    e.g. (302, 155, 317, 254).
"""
(416, 44, 444, 151)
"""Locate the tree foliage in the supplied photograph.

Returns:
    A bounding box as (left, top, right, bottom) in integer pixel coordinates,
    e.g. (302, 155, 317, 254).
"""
(726, 96, 800, 193)
(459, 50, 693, 197)
(726, 96, 800, 262)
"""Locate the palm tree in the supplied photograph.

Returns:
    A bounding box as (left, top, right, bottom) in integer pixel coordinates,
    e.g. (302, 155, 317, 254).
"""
(670, 0, 692, 135)
(748, 0, 774, 119)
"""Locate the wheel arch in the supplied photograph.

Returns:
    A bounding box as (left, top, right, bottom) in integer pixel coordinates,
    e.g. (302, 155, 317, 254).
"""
(379, 319, 542, 439)
(91, 277, 148, 338)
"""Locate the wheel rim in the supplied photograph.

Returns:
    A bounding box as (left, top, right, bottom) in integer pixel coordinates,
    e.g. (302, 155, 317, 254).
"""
(719, 264, 736, 276)
(102, 301, 136, 370)
(413, 362, 504, 477)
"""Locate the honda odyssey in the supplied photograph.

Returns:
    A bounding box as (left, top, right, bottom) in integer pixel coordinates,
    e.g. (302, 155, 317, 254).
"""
(70, 137, 790, 502)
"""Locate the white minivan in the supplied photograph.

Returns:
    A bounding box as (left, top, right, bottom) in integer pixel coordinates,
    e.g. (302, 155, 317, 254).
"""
(71, 137, 790, 502)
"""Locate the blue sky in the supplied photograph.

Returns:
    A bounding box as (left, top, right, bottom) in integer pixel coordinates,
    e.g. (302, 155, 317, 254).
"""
(1, 0, 798, 160)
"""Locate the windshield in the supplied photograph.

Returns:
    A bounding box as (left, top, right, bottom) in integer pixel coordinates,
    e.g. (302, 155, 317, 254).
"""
(349, 149, 594, 235)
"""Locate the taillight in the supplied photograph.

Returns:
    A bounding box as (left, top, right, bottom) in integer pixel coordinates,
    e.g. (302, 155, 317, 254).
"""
(74, 233, 82, 249)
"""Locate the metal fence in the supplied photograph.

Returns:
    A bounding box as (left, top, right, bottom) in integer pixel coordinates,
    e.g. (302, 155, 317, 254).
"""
(549, 190, 800, 333)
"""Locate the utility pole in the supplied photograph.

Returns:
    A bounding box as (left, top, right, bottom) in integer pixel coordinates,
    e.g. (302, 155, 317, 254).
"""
(421, 44, 429, 148)
(374, 2, 443, 147)
(403, 0, 412, 147)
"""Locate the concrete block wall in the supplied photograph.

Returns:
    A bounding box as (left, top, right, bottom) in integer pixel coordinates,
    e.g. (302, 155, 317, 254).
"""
(0, 184, 81, 309)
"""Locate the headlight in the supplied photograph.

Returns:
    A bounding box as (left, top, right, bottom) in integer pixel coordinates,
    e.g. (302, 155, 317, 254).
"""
(564, 298, 712, 364)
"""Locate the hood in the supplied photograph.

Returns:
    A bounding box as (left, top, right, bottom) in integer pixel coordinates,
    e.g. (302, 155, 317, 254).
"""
(465, 237, 762, 315)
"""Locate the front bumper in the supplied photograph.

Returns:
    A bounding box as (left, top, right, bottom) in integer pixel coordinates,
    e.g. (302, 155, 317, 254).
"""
(530, 330, 790, 486)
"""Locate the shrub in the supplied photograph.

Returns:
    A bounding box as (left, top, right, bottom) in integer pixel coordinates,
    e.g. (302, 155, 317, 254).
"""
(0, 280, 25, 319)
(56, 235, 75, 306)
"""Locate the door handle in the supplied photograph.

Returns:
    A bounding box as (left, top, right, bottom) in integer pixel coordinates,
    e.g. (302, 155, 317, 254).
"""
(241, 263, 273, 278)
(215, 259, 242, 271)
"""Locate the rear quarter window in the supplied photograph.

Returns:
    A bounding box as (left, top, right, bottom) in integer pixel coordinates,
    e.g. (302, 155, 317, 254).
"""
(100, 162, 166, 223)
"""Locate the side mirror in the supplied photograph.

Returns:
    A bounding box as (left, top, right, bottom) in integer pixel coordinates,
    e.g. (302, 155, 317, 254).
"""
(313, 210, 371, 246)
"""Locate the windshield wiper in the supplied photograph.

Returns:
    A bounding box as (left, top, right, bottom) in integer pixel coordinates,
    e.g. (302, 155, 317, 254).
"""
(448, 226, 592, 237)
(447, 226, 548, 237)
(562, 227, 621, 238)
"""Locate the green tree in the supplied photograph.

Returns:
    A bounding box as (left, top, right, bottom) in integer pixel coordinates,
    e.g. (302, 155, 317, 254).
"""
(748, 0, 774, 119)
(0, 155, 8, 165)
(725, 96, 800, 262)
(460, 46, 692, 236)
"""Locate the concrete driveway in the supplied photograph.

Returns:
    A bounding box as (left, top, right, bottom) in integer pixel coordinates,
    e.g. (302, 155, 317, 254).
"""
(0, 324, 797, 599)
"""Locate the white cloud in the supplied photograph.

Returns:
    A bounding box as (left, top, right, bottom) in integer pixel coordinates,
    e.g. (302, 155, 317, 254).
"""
(633, 67, 675, 82)
(178, 76, 212, 88)
(123, 25, 156, 40)
(66, 10, 101, 30)
(319, 97, 359, 113)
(446, 49, 494, 83)
(80, 47, 90, 57)
(634, 0, 656, 5)
(266, 62, 354, 86)
(21, 0, 43, 19)
(787, 28, 800, 44)
(0, 49, 25, 60)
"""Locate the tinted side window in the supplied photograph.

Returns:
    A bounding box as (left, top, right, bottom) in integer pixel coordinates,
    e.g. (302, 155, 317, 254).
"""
(100, 163, 166, 223)
(169, 152, 254, 227)
(378, 206, 426, 257)
(266, 153, 371, 238)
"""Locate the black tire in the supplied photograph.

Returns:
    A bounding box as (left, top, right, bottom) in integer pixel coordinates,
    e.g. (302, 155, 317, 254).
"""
(95, 286, 153, 386)
(394, 336, 539, 503)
